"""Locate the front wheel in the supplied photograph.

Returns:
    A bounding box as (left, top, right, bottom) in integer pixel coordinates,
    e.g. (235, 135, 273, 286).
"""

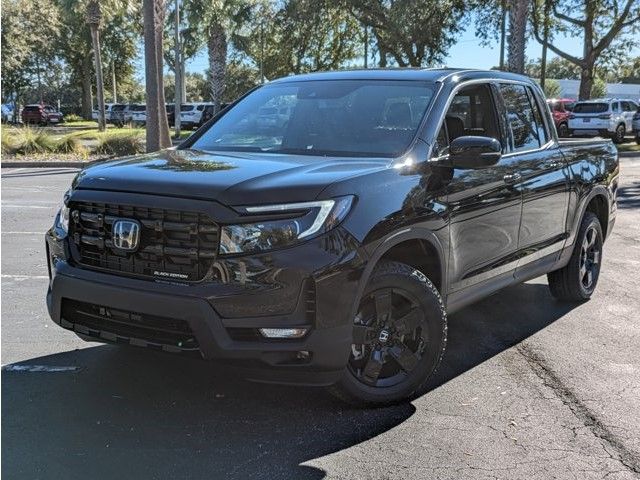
(329, 261, 447, 406)
(548, 211, 603, 302)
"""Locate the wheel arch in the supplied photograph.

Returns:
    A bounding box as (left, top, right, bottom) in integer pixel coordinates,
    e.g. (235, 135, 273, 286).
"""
(584, 191, 610, 238)
(350, 228, 447, 321)
(570, 185, 611, 245)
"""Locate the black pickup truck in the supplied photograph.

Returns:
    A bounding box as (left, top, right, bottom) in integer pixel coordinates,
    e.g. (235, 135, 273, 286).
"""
(46, 69, 619, 405)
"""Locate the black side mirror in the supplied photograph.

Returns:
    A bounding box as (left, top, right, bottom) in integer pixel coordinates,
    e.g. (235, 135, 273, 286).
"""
(449, 136, 502, 169)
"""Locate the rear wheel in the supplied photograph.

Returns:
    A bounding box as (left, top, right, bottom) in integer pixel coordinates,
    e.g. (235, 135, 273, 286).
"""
(557, 122, 569, 138)
(329, 261, 447, 406)
(613, 124, 626, 143)
(548, 212, 603, 302)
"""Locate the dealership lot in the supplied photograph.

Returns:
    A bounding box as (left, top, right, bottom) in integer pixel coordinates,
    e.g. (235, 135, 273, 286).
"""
(2, 160, 639, 479)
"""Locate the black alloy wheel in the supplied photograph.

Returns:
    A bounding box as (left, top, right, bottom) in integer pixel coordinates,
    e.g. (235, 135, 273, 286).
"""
(548, 211, 603, 301)
(578, 224, 601, 292)
(330, 261, 447, 406)
(348, 288, 426, 388)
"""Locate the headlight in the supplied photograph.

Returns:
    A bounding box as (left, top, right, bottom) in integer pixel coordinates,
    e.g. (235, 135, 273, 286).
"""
(219, 196, 354, 255)
(55, 192, 70, 234)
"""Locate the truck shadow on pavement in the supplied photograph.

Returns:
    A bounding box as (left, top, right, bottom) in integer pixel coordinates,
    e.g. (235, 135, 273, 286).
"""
(2, 281, 577, 480)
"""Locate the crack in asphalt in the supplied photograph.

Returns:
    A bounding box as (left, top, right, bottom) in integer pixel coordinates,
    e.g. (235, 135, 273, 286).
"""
(517, 343, 640, 476)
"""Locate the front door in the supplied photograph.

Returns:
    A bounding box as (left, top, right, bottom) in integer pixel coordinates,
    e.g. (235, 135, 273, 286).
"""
(439, 83, 523, 294)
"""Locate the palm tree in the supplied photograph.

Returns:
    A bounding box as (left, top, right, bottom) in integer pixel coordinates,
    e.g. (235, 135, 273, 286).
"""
(507, 0, 529, 73)
(85, 0, 106, 131)
(143, 0, 171, 152)
(185, 0, 252, 113)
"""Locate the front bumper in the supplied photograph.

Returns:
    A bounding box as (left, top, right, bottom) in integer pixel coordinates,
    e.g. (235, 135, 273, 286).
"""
(45, 227, 366, 386)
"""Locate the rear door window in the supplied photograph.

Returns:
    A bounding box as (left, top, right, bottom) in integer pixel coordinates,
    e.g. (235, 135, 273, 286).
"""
(499, 83, 543, 152)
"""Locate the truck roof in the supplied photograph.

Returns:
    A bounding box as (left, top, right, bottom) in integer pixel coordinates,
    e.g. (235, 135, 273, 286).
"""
(269, 68, 533, 85)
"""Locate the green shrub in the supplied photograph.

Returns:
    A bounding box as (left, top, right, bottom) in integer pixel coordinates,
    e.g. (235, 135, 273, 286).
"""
(12, 127, 56, 154)
(54, 134, 88, 155)
(1, 127, 18, 154)
(94, 132, 145, 156)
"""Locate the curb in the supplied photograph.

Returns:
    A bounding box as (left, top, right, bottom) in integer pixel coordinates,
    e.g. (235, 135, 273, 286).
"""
(1, 161, 89, 168)
(619, 151, 640, 159)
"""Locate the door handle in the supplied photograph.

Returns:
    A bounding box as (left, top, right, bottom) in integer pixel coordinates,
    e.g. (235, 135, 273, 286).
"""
(503, 173, 522, 184)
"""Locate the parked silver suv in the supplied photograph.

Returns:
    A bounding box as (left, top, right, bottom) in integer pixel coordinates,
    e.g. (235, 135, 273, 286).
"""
(568, 98, 638, 143)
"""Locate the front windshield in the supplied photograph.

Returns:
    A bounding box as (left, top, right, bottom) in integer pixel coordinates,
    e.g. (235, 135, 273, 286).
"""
(190, 80, 435, 157)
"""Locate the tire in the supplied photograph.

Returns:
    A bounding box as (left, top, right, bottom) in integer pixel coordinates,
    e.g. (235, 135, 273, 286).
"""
(329, 261, 447, 407)
(557, 122, 569, 138)
(612, 124, 625, 144)
(548, 211, 603, 302)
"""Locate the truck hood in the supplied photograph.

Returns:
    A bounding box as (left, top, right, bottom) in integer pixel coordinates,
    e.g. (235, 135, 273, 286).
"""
(73, 149, 389, 205)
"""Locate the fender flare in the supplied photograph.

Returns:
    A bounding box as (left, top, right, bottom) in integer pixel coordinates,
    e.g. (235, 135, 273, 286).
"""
(347, 227, 447, 322)
(567, 184, 611, 246)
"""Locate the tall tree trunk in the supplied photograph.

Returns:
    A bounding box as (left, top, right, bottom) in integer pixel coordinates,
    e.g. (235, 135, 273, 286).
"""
(507, 0, 529, 74)
(499, 0, 507, 70)
(207, 21, 227, 114)
(81, 55, 93, 120)
(89, 25, 106, 131)
(156, 10, 171, 146)
(143, 0, 171, 152)
(579, 63, 594, 100)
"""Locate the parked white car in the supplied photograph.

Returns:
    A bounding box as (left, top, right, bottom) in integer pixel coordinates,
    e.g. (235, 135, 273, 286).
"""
(633, 105, 640, 145)
(179, 102, 213, 129)
(568, 98, 638, 143)
(128, 104, 147, 126)
(109, 104, 131, 125)
(92, 103, 115, 121)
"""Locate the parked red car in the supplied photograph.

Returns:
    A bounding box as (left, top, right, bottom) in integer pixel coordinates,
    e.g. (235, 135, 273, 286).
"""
(546, 98, 575, 137)
(21, 104, 64, 125)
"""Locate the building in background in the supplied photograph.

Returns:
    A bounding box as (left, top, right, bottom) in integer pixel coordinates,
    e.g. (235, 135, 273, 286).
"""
(556, 80, 640, 100)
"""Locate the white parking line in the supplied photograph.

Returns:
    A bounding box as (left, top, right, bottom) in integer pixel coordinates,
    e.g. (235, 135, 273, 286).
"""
(2, 364, 80, 373)
(2, 231, 43, 235)
(1, 205, 53, 209)
(1, 274, 49, 279)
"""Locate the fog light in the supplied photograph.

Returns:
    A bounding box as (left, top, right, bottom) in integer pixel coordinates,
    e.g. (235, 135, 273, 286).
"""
(296, 350, 310, 360)
(259, 328, 308, 339)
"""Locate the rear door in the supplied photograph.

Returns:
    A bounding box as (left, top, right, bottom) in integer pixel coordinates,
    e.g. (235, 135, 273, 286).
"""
(497, 83, 570, 275)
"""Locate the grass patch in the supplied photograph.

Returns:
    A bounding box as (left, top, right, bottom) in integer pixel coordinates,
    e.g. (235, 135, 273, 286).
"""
(63, 113, 84, 123)
(64, 120, 100, 128)
(617, 142, 640, 153)
(94, 131, 145, 156)
(70, 127, 145, 141)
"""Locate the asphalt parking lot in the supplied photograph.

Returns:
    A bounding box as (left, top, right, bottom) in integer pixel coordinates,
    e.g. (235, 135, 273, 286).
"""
(2, 159, 639, 480)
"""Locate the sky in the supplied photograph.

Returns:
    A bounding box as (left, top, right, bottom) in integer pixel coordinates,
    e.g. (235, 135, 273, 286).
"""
(180, 24, 638, 75)
(143, 12, 639, 82)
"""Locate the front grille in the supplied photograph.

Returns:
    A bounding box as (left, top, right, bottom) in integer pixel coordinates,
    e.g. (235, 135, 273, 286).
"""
(61, 299, 199, 353)
(69, 201, 219, 281)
